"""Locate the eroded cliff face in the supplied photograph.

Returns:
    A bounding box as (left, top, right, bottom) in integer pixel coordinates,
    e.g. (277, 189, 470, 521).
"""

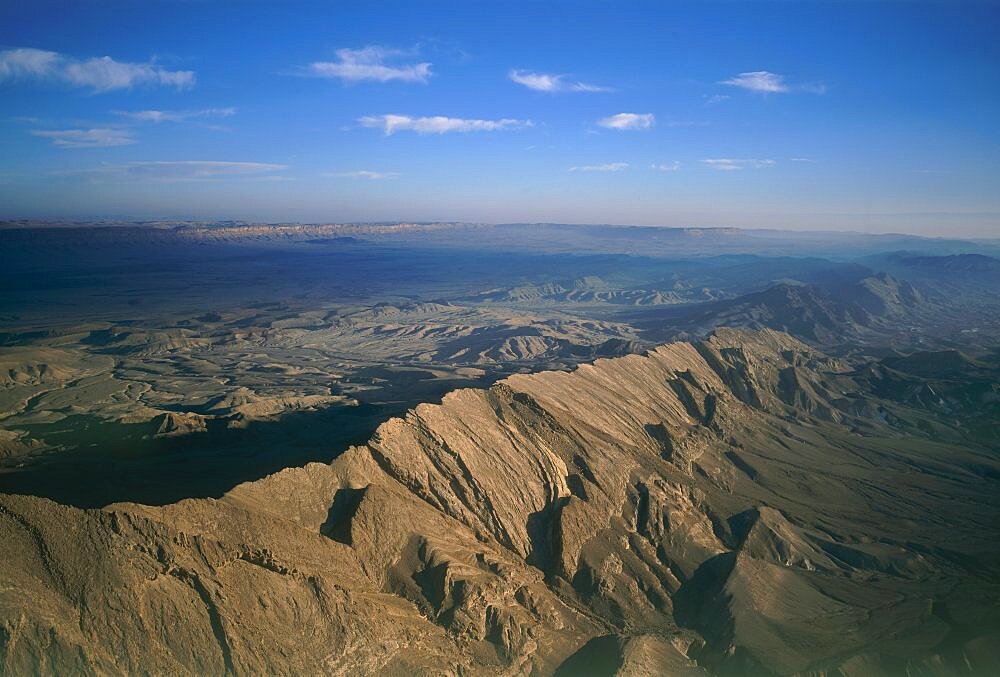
(2, 329, 999, 676)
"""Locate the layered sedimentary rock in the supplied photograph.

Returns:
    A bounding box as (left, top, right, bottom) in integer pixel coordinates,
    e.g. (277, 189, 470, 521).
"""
(2, 329, 998, 675)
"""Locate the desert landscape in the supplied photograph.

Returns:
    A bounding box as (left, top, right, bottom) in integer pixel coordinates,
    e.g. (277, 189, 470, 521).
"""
(2, 221, 999, 674)
(3, 0, 999, 674)
(2, 223, 998, 506)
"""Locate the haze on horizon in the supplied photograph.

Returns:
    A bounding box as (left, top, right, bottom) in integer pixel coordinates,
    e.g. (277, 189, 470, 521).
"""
(1, 0, 998, 238)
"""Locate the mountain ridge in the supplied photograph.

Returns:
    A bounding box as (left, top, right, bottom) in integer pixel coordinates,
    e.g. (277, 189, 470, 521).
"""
(2, 328, 998, 675)
(633, 274, 936, 349)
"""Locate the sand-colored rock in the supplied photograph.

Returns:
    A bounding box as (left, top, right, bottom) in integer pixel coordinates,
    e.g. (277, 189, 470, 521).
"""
(1, 329, 998, 675)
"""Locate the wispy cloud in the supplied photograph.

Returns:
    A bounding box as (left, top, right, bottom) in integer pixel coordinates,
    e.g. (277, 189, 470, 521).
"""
(651, 162, 681, 172)
(719, 71, 825, 94)
(307, 46, 430, 83)
(704, 94, 730, 105)
(324, 170, 400, 180)
(31, 128, 136, 148)
(799, 83, 828, 94)
(114, 107, 236, 123)
(508, 70, 611, 93)
(358, 114, 531, 135)
(59, 161, 288, 181)
(0, 47, 194, 92)
(790, 157, 816, 163)
(597, 113, 654, 130)
(720, 71, 789, 93)
(569, 162, 629, 172)
(703, 158, 775, 171)
(123, 161, 286, 179)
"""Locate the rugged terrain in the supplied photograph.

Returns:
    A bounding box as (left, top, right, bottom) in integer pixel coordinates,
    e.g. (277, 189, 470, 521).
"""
(3, 223, 999, 507)
(2, 328, 998, 675)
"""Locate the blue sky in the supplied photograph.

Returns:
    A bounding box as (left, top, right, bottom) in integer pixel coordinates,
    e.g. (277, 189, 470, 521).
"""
(1, 1, 998, 236)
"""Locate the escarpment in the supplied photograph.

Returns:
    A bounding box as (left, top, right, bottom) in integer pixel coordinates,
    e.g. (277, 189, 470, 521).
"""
(2, 329, 999, 676)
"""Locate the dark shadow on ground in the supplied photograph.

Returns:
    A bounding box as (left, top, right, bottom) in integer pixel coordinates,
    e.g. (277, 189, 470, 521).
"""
(0, 402, 391, 508)
(553, 635, 624, 676)
(0, 366, 506, 508)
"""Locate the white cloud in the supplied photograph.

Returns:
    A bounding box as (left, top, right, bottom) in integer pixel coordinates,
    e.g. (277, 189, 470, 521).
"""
(719, 71, 789, 93)
(324, 170, 400, 180)
(358, 114, 531, 135)
(597, 113, 654, 130)
(508, 70, 610, 93)
(115, 107, 236, 123)
(31, 128, 136, 148)
(703, 158, 776, 171)
(790, 157, 816, 163)
(308, 46, 430, 83)
(64, 58, 194, 92)
(0, 48, 60, 78)
(569, 162, 629, 172)
(704, 94, 730, 105)
(719, 71, 825, 95)
(0, 47, 194, 92)
(651, 162, 681, 172)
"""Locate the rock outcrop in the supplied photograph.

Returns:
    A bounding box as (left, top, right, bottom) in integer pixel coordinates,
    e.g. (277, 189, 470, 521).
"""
(2, 329, 998, 675)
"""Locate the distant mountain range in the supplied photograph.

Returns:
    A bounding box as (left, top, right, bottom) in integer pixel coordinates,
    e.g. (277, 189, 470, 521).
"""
(3, 220, 999, 260)
(630, 273, 932, 346)
(863, 252, 1000, 300)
